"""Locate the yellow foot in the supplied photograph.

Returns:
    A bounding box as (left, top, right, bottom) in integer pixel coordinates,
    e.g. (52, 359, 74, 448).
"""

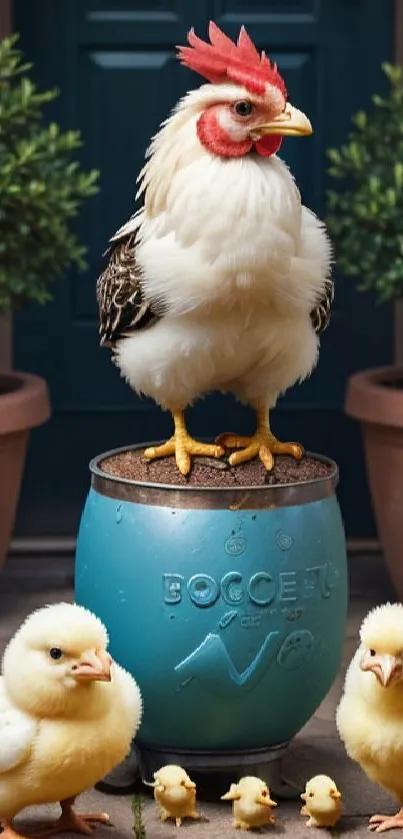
(1, 822, 31, 839)
(33, 811, 110, 837)
(175, 818, 182, 828)
(144, 436, 224, 476)
(216, 431, 304, 471)
(369, 811, 403, 833)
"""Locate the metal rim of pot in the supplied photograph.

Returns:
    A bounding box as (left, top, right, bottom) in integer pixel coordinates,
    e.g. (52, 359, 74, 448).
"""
(90, 443, 339, 510)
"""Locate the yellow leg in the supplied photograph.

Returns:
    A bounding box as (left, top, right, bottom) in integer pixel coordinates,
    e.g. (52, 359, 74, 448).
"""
(144, 409, 225, 476)
(32, 797, 110, 837)
(1, 819, 31, 839)
(216, 407, 304, 471)
(369, 809, 403, 833)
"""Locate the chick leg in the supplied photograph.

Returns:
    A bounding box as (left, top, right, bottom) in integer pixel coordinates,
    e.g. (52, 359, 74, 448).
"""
(306, 817, 318, 828)
(216, 406, 304, 470)
(144, 409, 224, 475)
(34, 797, 110, 836)
(1, 818, 31, 839)
(369, 809, 403, 833)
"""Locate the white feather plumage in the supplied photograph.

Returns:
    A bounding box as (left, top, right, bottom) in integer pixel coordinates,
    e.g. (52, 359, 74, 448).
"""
(113, 87, 331, 412)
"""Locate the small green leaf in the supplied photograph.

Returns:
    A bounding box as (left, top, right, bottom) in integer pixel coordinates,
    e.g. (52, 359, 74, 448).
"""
(353, 110, 367, 129)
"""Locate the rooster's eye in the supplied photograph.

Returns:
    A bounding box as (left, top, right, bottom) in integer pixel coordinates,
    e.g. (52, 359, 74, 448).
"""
(49, 647, 63, 660)
(234, 101, 253, 117)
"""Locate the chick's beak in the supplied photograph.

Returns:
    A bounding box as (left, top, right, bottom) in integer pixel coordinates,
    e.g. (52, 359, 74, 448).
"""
(251, 103, 313, 139)
(330, 790, 342, 800)
(360, 653, 402, 687)
(72, 650, 112, 682)
(257, 794, 277, 807)
(183, 780, 196, 791)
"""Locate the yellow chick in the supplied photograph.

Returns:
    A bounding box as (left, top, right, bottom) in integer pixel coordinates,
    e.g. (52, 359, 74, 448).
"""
(221, 776, 277, 830)
(148, 764, 200, 827)
(300, 775, 342, 828)
(0, 602, 142, 839)
(337, 602, 403, 834)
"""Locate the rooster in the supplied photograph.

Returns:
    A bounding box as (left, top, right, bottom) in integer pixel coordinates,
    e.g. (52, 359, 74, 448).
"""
(97, 22, 333, 476)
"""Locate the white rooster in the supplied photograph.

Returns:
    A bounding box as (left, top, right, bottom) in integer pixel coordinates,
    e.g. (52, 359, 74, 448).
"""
(97, 22, 333, 476)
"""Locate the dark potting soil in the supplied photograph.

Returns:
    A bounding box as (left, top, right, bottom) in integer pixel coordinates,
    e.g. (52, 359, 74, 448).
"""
(100, 448, 333, 488)
(383, 377, 403, 390)
(0, 375, 22, 396)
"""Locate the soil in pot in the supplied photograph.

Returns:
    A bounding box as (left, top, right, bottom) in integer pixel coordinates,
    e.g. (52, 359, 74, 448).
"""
(100, 449, 333, 487)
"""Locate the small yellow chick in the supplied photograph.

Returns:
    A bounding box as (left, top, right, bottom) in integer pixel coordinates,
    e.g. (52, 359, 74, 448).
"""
(337, 602, 403, 833)
(0, 602, 142, 839)
(221, 776, 277, 830)
(300, 775, 342, 828)
(148, 764, 200, 827)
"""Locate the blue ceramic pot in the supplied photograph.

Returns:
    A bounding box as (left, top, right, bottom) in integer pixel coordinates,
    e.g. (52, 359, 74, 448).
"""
(75, 445, 347, 754)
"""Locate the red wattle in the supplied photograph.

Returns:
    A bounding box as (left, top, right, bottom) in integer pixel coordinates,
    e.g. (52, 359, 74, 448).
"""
(254, 135, 283, 157)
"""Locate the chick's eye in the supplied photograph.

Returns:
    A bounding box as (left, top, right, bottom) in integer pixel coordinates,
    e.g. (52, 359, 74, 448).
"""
(370, 649, 376, 657)
(309, 792, 314, 798)
(49, 647, 63, 660)
(234, 100, 253, 117)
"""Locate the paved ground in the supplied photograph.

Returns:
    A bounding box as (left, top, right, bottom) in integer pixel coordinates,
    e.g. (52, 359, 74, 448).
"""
(0, 553, 400, 838)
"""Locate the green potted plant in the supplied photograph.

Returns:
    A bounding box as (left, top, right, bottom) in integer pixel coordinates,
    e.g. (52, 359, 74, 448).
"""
(0, 35, 99, 571)
(326, 62, 403, 597)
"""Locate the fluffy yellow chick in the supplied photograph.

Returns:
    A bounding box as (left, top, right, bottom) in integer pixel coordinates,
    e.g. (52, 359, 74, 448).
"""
(147, 765, 200, 827)
(300, 775, 342, 828)
(221, 776, 277, 830)
(0, 602, 142, 839)
(337, 602, 403, 834)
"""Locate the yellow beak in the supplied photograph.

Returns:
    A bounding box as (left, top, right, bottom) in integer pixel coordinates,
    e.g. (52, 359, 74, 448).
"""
(256, 795, 277, 807)
(251, 103, 313, 139)
(360, 653, 402, 687)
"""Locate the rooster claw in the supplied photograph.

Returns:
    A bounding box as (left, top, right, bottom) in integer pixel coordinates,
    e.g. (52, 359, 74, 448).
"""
(216, 431, 304, 471)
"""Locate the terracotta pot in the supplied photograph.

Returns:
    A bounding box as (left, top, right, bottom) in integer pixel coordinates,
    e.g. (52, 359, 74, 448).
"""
(0, 372, 50, 571)
(346, 365, 403, 597)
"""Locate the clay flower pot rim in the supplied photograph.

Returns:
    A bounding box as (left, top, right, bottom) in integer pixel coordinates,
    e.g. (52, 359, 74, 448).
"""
(346, 364, 403, 428)
(91, 443, 339, 511)
(0, 371, 50, 435)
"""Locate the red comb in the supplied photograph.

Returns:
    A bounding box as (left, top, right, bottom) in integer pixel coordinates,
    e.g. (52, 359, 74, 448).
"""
(177, 22, 287, 99)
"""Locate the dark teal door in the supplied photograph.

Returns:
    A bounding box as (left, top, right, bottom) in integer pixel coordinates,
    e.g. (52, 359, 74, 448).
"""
(13, 0, 394, 538)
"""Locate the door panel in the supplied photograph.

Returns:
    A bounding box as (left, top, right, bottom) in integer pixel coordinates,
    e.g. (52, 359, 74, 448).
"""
(13, 0, 394, 538)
